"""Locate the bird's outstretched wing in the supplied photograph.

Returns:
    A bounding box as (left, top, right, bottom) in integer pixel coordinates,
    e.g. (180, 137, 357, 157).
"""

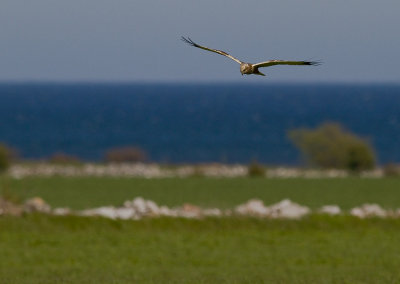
(253, 60, 321, 68)
(181, 36, 243, 65)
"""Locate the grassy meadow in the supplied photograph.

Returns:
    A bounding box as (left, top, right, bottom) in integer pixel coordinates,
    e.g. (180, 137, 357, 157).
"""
(1, 215, 400, 283)
(2, 176, 400, 210)
(2, 176, 400, 283)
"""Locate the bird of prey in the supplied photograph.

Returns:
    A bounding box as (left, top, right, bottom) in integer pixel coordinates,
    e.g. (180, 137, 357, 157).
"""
(181, 36, 320, 76)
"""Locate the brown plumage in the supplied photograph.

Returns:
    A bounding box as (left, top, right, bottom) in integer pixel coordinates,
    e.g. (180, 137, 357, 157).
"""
(182, 36, 320, 77)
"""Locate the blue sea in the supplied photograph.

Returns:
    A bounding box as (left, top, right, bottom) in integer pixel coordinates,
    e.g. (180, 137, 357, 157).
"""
(0, 83, 399, 165)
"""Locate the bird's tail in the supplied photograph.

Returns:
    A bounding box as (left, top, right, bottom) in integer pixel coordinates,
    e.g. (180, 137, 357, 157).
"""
(254, 70, 265, 76)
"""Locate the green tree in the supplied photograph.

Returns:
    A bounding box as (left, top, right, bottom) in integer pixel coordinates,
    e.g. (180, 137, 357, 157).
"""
(288, 123, 375, 171)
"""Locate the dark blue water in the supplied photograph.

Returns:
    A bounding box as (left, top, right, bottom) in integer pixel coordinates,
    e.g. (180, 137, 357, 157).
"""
(0, 83, 399, 165)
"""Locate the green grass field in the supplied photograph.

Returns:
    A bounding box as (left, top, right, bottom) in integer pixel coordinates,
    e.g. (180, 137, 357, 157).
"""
(2, 177, 400, 283)
(2, 176, 400, 210)
(1, 215, 400, 283)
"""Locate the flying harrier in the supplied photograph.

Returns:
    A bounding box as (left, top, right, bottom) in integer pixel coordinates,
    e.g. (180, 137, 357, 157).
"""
(181, 37, 320, 76)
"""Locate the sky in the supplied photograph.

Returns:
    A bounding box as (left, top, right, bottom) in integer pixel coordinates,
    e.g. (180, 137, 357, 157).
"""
(1, 0, 400, 83)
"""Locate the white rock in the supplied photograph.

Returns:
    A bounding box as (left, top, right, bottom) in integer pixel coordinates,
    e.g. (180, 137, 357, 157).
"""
(350, 204, 387, 218)
(158, 205, 177, 217)
(146, 200, 160, 215)
(53, 207, 72, 216)
(235, 199, 270, 217)
(81, 206, 137, 220)
(268, 199, 311, 219)
(127, 197, 161, 216)
(81, 207, 119, 219)
(114, 207, 137, 220)
(177, 203, 203, 218)
(202, 208, 223, 217)
(131, 197, 148, 213)
(318, 205, 341, 215)
(23, 197, 51, 213)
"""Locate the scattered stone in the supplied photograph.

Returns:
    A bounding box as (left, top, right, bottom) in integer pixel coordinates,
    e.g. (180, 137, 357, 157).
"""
(158, 205, 177, 217)
(202, 208, 223, 217)
(23, 197, 51, 213)
(266, 168, 349, 179)
(7, 163, 382, 179)
(178, 203, 203, 218)
(124, 197, 161, 217)
(5, 194, 400, 221)
(52, 207, 72, 216)
(81, 206, 137, 220)
(318, 205, 341, 215)
(268, 199, 311, 219)
(350, 204, 387, 218)
(235, 199, 270, 217)
(234, 199, 310, 219)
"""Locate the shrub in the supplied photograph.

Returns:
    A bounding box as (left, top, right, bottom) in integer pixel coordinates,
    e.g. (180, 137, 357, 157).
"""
(48, 152, 81, 165)
(105, 146, 147, 163)
(190, 165, 205, 178)
(383, 163, 400, 177)
(247, 161, 266, 177)
(288, 122, 376, 171)
(0, 143, 14, 173)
